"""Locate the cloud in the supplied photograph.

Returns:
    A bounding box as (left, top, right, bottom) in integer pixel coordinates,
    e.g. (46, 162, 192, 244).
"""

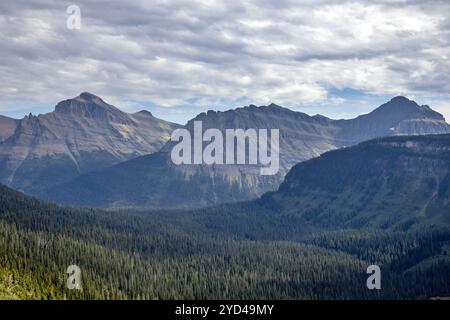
(0, 0, 449, 123)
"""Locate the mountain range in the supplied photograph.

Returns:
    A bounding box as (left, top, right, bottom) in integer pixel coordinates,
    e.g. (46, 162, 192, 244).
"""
(153, 134, 450, 240)
(41, 96, 450, 209)
(1, 133, 449, 299)
(0, 93, 179, 194)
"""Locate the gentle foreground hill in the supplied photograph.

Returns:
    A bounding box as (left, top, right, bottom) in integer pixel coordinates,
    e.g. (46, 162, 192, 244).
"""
(45, 97, 450, 209)
(0, 93, 179, 194)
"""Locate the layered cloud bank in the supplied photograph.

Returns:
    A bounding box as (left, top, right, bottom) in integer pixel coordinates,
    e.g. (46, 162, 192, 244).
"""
(0, 0, 449, 122)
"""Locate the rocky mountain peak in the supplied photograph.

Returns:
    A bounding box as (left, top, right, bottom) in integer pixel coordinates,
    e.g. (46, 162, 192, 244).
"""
(389, 95, 411, 103)
(78, 92, 102, 102)
(267, 103, 282, 108)
(373, 96, 445, 121)
(134, 110, 153, 117)
(0, 93, 179, 194)
(54, 92, 122, 119)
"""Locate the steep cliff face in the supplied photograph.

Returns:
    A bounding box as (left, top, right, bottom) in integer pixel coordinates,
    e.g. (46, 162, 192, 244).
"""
(163, 103, 341, 197)
(45, 97, 450, 209)
(266, 134, 450, 229)
(0, 93, 179, 193)
(0, 116, 18, 142)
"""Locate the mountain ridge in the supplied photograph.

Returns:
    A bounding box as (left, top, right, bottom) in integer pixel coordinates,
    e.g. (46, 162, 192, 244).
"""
(43, 96, 450, 209)
(261, 134, 450, 230)
(0, 93, 180, 194)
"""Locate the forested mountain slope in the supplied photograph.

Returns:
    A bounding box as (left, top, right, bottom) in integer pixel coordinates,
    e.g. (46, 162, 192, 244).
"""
(1, 180, 449, 299)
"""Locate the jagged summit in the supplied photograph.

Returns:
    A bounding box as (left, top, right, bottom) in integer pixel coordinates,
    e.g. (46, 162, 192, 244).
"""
(377, 96, 420, 111)
(77, 92, 103, 102)
(188, 102, 306, 129)
(389, 95, 411, 103)
(56, 93, 158, 120)
(372, 95, 444, 120)
(54, 92, 121, 118)
(134, 110, 153, 117)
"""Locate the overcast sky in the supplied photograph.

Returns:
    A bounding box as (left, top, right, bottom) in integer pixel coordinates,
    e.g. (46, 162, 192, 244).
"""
(0, 0, 449, 124)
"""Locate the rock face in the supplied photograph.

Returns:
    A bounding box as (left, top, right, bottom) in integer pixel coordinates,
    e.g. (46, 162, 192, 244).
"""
(334, 96, 450, 145)
(0, 92, 179, 193)
(262, 134, 450, 230)
(44, 96, 450, 209)
(0, 116, 18, 142)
